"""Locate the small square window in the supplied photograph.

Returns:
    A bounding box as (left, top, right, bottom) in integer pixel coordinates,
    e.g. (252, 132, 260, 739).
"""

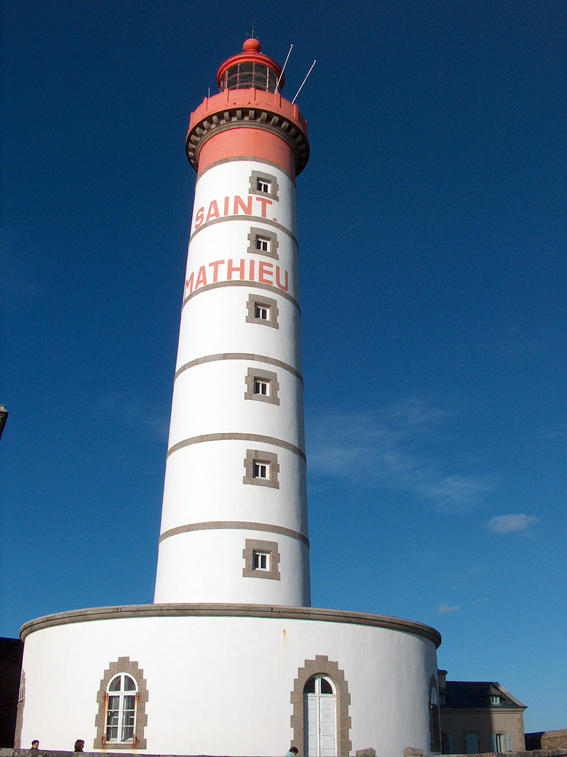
(253, 461, 268, 479)
(243, 538, 281, 580)
(247, 227, 279, 259)
(490, 695, 501, 705)
(254, 378, 269, 396)
(246, 294, 279, 329)
(253, 551, 269, 570)
(249, 170, 279, 201)
(245, 368, 279, 405)
(243, 449, 279, 488)
(255, 303, 269, 320)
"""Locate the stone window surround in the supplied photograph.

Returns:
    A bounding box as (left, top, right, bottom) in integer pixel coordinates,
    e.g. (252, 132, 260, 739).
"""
(13, 671, 25, 747)
(94, 657, 148, 750)
(244, 367, 280, 405)
(290, 655, 352, 757)
(249, 169, 279, 201)
(242, 538, 281, 580)
(243, 449, 279, 488)
(246, 293, 280, 329)
(430, 674, 441, 753)
(247, 227, 279, 259)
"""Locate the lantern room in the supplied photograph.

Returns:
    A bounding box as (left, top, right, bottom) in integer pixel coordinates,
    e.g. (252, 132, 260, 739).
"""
(216, 38, 284, 93)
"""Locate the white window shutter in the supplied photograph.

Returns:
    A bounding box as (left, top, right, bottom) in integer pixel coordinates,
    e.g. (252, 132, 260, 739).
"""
(448, 735, 454, 754)
(491, 734, 497, 752)
(505, 734, 511, 751)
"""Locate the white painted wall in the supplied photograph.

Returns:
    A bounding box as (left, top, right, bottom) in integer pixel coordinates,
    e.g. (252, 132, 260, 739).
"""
(19, 613, 439, 757)
(155, 158, 309, 607)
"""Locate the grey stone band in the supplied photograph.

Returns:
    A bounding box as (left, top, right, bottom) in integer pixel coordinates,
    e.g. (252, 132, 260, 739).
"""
(158, 520, 309, 547)
(20, 605, 442, 647)
(197, 156, 297, 183)
(166, 432, 306, 461)
(174, 353, 303, 383)
(182, 279, 300, 312)
(190, 214, 298, 247)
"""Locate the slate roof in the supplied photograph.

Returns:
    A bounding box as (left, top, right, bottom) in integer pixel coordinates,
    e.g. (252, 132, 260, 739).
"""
(441, 681, 527, 709)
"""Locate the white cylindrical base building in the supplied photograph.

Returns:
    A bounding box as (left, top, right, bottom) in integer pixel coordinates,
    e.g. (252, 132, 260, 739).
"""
(17, 605, 441, 757)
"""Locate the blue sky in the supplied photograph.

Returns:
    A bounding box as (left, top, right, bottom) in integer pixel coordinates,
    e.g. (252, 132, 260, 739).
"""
(1, 0, 566, 733)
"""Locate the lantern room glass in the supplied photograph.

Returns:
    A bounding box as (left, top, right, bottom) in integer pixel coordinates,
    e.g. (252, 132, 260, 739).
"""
(220, 63, 278, 92)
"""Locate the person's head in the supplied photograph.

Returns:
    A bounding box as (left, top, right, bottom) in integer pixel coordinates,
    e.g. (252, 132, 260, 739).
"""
(31, 741, 39, 749)
(74, 740, 84, 752)
(290, 748, 298, 755)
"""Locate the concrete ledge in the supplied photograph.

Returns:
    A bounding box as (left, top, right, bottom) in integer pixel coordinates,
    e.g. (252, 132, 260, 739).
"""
(19, 603, 442, 647)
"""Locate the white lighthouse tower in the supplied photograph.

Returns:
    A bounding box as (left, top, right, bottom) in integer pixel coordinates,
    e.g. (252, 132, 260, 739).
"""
(16, 39, 443, 757)
(154, 37, 310, 606)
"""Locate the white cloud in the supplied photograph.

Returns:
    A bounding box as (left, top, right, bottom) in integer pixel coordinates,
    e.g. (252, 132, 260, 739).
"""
(486, 513, 539, 535)
(306, 398, 495, 512)
(438, 603, 461, 613)
(97, 392, 169, 443)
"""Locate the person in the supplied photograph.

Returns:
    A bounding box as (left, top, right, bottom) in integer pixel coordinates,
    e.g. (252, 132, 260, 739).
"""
(286, 748, 299, 757)
(74, 740, 84, 752)
(31, 741, 39, 750)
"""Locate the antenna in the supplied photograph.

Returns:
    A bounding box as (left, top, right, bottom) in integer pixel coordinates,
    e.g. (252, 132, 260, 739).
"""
(208, 87, 211, 98)
(291, 60, 316, 104)
(249, 19, 256, 38)
(275, 44, 294, 93)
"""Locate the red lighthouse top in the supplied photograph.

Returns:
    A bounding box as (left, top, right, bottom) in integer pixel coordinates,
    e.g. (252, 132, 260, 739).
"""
(187, 39, 309, 176)
(216, 38, 284, 93)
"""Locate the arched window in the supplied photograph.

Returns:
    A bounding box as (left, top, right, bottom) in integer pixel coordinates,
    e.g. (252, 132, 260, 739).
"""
(94, 657, 148, 750)
(290, 656, 351, 757)
(429, 677, 441, 753)
(106, 674, 137, 743)
(304, 675, 337, 757)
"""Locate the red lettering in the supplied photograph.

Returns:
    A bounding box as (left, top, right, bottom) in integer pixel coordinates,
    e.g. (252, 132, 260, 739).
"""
(206, 200, 220, 222)
(227, 259, 245, 280)
(234, 195, 252, 215)
(223, 196, 230, 216)
(185, 271, 195, 294)
(195, 207, 204, 229)
(249, 259, 255, 280)
(208, 260, 225, 283)
(255, 197, 272, 218)
(195, 265, 207, 289)
(259, 261, 274, 285)
(276, 266, 289, 291)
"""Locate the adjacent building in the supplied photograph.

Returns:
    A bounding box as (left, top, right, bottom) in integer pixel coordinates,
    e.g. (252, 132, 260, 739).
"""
(438, 671, 527, 754)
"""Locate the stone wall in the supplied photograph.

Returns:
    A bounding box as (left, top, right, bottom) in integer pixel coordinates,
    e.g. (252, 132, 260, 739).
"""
(526, 732, 567, 751)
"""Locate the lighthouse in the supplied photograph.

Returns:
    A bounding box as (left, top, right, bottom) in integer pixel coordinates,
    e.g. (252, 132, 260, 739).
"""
(154, 38, 310, 606)
(16, 39, 442, 757)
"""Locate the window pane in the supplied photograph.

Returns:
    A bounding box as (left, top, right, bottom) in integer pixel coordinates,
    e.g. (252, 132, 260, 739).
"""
(304, 677, 316, 694)
(320, 678, 333, 694)
(268, 70, 277, 91)
(109, 677, 121, 691)
(108, 696, 120, 710)
(124, 675, 136, 691)
(107, 711, 119, 727)
(238, 74, 253, 87)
